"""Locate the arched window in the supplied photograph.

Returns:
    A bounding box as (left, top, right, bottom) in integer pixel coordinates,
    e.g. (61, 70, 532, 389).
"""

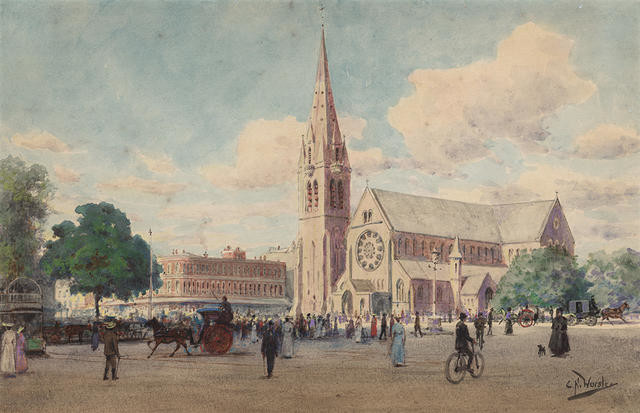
(308, 147, 311, 165)
(491, 248, 495, 261)
(405, 239, 411, 255)
(279, 285, 282, 296)
(449, 244, 453, 254)
(397, 238, 402, 255)
(335, 147, 340, 161)
(470, 246, 474, 256)
(430, 242, 435, 253)
(338, 180, 344, 209)
(422, 240, 426, 256)
(396, 280, 405, 301)
(330, 179, 336, 208)
(313, 180, 319, 209)
(363, 211, 367, 223)
(306, 181, 312, 212)
(508, 249, 513, 260)
(367, 209, 372, 222)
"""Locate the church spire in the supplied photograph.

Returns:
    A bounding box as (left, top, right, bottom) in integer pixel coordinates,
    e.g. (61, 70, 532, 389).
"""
(307, 28, 343, 158)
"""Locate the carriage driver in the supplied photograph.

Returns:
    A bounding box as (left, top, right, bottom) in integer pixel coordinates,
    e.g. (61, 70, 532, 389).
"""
(103, 321, 120, 381)
(219, 296, 233, 323)
(455, 313, 476, 372)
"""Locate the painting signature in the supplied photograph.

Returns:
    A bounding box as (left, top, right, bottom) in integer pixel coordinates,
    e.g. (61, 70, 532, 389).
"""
(566, 370, 618, 400)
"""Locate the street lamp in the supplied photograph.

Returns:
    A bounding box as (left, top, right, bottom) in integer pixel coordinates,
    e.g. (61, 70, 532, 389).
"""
(427, 248, 442, 332)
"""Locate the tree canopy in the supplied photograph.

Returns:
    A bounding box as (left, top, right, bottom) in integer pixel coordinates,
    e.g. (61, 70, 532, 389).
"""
(493, 247, 592, 310)
(0, 155, 54, 281)
(40, 202, 162, 317)
(585, 248, 640, 311)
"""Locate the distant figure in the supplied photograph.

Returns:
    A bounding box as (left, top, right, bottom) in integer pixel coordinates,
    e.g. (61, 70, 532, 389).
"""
(390, 316, 406, 367)
(281, 317, 294, 358)
(549, 308, 570, 357)
(455, 313, 475, 372)
(588, 296, 598, 315)
(16, 326, 28, 374)
(371, 315, 377, 338)
(102, 321, 120, 380)
(250, 316, 258, 343)
(346, 319, 355, 339)
(91, 321, 100, 351)
(379, 314, 388, 340)
(261, 321, 278, 378)
(219, 296, 233, 324)
(504, 307, 513, 335)
(414, 312, 423, 337)
(487, 308, 494, 335)
(533, 307, 539, 325)
(1, 323, 16, 378)
(354, 317, 362, 343)
(474, 313, 486, 349)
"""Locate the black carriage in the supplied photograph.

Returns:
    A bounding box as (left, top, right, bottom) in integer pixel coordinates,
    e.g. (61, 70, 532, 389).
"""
(193, 307, 234, 354)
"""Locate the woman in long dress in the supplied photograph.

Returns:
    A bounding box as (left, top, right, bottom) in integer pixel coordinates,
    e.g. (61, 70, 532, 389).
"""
(1, 324, 17, 377)
(250, 317, 258, 343)
(354, 317, 362, 343)
(390, 316, 406, 367)
(504, 307, 514, 335)
(16, 326, 28, 374)
(281, 317, 294, 358)
(549, 308, 570, 357)
(91, 321, 100, 351)
(371, 315, 377, 338)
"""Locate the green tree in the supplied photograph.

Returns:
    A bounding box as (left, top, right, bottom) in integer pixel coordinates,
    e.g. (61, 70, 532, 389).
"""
(0, 156, 54, 281)
(585, 248, 640, 311)
(494, 247, 592, 310)
(40, 202, 162, 317)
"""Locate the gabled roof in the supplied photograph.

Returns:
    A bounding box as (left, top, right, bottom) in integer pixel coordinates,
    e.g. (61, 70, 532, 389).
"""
(492, 200, 556, 243)
(461, 274, 495, 296)
(370, 188, 556, 244)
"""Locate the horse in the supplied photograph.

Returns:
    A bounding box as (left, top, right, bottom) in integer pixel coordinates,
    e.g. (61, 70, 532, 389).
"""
(64, 324, 91, 343)
(600, 302, 629, 325)
(144, 318, 194, 358)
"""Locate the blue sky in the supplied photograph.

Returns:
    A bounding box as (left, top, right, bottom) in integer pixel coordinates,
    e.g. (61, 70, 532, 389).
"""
(1, 0, 638, 260)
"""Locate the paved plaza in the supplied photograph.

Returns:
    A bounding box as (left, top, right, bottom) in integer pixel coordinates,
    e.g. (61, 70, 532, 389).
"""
(2, 321, 638, 412)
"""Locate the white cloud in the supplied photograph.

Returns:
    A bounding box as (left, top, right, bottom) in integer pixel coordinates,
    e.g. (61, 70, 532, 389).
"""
(11, 130, 71, 152)
(137, 151, 178, 174)
(54, 165, 80, 183)
(96, 176, 186, 196)
(573, 124, 640, 159)
(201, 115, 390, 189)
(388, 22, 597, 175)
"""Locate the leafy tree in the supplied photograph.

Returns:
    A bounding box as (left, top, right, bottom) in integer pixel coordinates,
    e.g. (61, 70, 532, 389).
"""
(40, 202, 162, 317)
(0, 156, 54, 280)
(585, 248, 640, 311)
(494, 247, 592, 310)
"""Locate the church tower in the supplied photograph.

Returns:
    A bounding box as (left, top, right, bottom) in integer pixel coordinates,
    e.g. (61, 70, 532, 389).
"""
(294, 29, 351, 315)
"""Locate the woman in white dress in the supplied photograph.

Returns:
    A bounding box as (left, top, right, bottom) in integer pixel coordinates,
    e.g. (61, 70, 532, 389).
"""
(354, 317, 362, 343)
(281, 317, 294, 358)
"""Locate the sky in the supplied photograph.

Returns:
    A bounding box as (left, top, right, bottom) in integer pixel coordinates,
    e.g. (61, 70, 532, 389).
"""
(1, 0, 638, 261)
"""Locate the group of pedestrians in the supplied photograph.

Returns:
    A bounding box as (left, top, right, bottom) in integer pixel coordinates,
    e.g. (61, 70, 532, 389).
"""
(0, 323, 28, 378)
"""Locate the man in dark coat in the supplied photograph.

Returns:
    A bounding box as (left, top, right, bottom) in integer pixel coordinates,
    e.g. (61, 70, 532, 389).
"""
(219, 296, 233, 324)
(261, 320, 278, 378)
(379, 313, 388, 340)
(103, 321, 120, 380)
(549, 308, 570, 357)
(414, 312, 423, 337)
(487, 308, 494, 335)
(455, 313, 476, 371)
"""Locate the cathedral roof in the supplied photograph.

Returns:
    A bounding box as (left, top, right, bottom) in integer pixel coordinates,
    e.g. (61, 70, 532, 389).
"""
(351, 279, 376, 293)
(461, 274, 496, 296)
(370, 188, 556, 244)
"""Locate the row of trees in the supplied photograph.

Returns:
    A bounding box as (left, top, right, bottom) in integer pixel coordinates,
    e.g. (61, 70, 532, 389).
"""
(493, 246, 640, 312)
(1, 156, 161, 317)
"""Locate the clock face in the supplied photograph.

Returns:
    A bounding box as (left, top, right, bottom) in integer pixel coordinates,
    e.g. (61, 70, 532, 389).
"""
(356, 230, 384, 271)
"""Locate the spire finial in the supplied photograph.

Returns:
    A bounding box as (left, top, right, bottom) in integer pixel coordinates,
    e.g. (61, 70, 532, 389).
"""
(320, 2, 325, 28)
(365, 178, 369, 188)
(555, 191, 559, 199)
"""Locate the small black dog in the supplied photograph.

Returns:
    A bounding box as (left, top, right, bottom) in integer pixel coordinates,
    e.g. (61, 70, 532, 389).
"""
(537, 344, 546, 357)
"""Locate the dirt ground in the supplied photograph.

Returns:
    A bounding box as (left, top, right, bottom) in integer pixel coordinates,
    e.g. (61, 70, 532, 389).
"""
(2, 321, 638, 412)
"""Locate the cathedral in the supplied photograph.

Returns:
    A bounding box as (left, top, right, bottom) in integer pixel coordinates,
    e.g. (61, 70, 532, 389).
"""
(285, 29, 575, 317)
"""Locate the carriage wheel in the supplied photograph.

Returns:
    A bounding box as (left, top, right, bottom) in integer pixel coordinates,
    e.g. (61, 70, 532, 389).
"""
(203, 325, 233, 354)
(566, 315, 577, 326)
(518, 312, 534, 328)
(585, 316, 597, 326)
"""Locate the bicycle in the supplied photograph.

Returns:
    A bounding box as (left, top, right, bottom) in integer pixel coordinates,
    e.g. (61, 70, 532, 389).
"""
(445, 343, 485, 384)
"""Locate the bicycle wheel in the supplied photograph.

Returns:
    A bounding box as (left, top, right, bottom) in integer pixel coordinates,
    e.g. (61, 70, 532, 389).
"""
(470, 352, 485, 378)
(445, 352, 467, 384)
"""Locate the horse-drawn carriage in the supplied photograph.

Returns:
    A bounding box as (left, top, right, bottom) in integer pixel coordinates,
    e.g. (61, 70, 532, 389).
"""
(565, 299, 599, 326)
(193, 307, 234, 354)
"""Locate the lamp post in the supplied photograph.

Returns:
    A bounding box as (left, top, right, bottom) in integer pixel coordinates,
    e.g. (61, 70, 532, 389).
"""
(148, 228, 153, 320)
(428, 248, 442, 332)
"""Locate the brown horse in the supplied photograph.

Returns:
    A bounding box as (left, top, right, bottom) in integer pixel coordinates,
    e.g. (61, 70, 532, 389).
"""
(600, 302, 629, 325)
(64, 324, 91, 343)
(145, 318, 193, 358)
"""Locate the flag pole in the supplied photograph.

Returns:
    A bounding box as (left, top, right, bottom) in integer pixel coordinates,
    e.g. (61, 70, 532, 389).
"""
(148, 228, 153, 320)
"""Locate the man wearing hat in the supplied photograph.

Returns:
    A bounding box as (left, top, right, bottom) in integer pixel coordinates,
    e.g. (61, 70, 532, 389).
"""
(261, 320, 278, 378)
(103, 321, 120, 380)
(455, 313, 476, 372)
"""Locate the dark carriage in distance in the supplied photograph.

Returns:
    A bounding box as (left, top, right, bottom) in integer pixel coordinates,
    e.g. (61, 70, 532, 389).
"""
(193, 306, 234, 354)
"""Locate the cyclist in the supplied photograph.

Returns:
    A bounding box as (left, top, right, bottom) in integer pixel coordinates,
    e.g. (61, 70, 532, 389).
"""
(455, 313, 476, 372)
